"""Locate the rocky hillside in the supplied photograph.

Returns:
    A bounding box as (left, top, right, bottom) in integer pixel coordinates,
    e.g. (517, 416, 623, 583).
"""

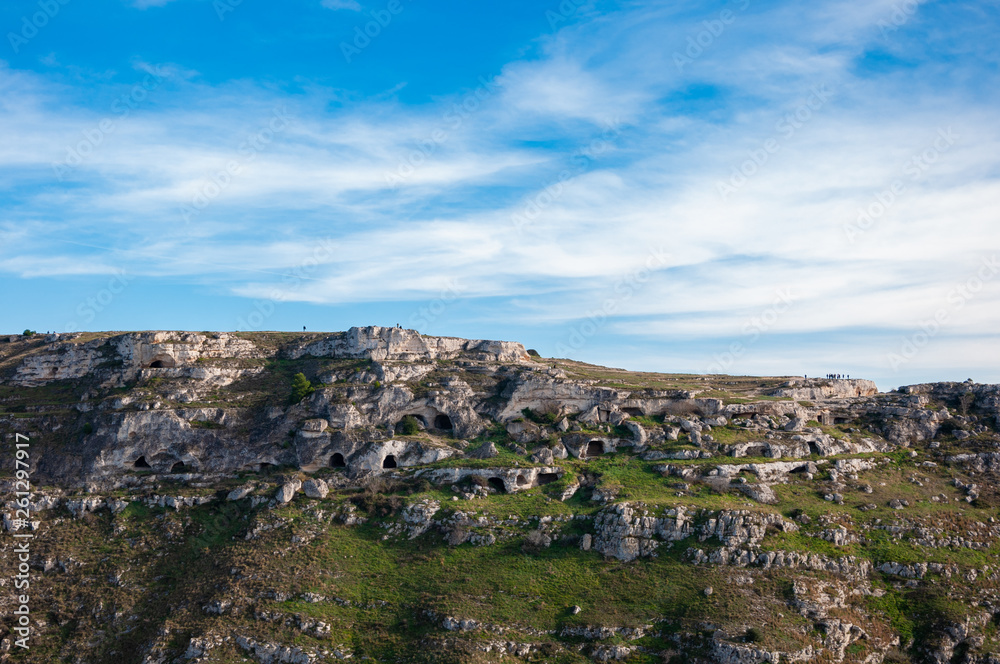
(1, 327, 999, 663)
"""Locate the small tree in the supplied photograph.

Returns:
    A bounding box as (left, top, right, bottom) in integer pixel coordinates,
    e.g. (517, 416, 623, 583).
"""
(22, 329, 36, 336)
(398, 415, 420, 436)
(289, 372, 314, 404)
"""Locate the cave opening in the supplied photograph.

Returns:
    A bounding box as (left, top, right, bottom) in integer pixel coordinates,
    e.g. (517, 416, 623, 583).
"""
(434, 413, 453, 430)
(133, 456, 151, 469)
(537, 473, 559, 485)
(487, 477, 506, 493)
(331, 453, 346, 468)
(382, 455, 397, 469)
(170, 461, 186, 473)
(586, 441, 604, 457)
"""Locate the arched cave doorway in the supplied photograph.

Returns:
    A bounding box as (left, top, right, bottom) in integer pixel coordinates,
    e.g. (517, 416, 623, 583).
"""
(147, 354, 176, 369)
(330, 453, 346, 468)
(133, 456, 151, 469)
(586, 440, 604, 457)
(382, 455, 397, 469)
(170, 461, 186, 473)
(487, 477, 506, 494)
(516, 474, 529, 486)
(434, 413, 453, 430)
(537, 473, 559, 485)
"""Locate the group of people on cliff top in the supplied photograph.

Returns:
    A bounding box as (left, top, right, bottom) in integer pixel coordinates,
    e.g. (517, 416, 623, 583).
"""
(826, 373, 850, 379)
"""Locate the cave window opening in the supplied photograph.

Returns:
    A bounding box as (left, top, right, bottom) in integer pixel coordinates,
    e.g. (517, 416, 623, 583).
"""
(434, 413, 453, 430)
(586, 441, 604, 457)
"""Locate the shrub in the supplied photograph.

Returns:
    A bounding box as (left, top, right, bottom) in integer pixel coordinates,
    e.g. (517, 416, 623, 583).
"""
(82, 422, 93, 435)
(521, 407, 559, 425)
(289, 372, 314, 404)
(409, 478, 433, 494)
(373, 380, 381, 389)
(745, 628, 761, 643)
(703, 476, 732, 495)
(351, 476, 406, 516)
(398, 415, 420, 436)
(521, 529, 551, 554)
(22, 329, 36, 336)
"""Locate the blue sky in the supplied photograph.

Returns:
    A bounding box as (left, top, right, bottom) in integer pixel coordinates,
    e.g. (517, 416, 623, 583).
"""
(1, 0, 999, 390)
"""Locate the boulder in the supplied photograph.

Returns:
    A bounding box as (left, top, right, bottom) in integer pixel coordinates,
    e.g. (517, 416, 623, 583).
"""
(302, 479, 329, 499)
(275, 480, 302, 505)
(530, 447, 555, 464)
(467, 441, 499, 459)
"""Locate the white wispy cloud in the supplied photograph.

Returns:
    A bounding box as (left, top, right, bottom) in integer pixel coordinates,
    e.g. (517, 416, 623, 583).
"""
(1, 0, 999, 383)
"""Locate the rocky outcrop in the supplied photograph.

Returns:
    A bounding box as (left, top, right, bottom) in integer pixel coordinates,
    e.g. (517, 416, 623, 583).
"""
(418, 467, 564, 493)
(769, 378, 879, 400)
(287, 326, 529, 363)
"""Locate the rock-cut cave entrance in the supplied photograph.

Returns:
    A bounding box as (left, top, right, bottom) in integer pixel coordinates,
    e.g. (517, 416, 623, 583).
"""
(330, 453, 346, 468)
(434, 413, 453, 430)
(382, 455, 397, 469)
(585, 440, 604, 457)
(170, 461, 186, 473)
(133, 456, 151, 469)
(147, 354, 176, 369)
(537, 473, 559, 485)
(487, 477, 506, 493)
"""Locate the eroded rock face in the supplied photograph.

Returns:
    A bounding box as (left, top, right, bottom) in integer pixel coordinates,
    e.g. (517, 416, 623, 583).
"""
(287, 326, 529, 363)
(419, 467, 564, 493)
(592, 503, 799, 562)
(4, 328, 999, 495)
(770, 378, 879, 400)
